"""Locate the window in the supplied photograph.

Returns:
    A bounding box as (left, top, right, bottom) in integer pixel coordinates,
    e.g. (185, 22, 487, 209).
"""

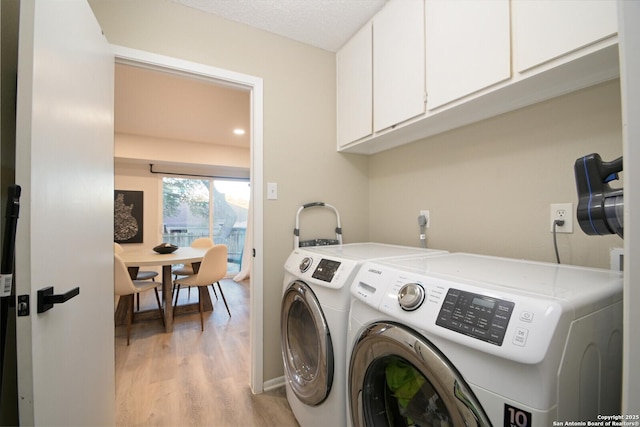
(162, 177, 249, 273)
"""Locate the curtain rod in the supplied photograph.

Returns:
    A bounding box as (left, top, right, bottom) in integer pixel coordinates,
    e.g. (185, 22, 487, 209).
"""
(149, 164, 249, 181)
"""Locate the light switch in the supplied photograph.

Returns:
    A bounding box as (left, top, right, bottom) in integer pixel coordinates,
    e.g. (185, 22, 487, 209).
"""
(267, 182, 278, 200)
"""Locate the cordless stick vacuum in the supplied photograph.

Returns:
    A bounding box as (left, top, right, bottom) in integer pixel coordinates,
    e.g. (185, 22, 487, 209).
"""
(574, 153, 623, 238)
(1, 185, 21, 396)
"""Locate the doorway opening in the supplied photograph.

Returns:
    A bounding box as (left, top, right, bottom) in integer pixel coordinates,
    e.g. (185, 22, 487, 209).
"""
(113, 45, 264, 393)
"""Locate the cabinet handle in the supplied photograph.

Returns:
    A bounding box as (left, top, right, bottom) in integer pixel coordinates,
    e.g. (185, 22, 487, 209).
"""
(37, 286, 80, 313)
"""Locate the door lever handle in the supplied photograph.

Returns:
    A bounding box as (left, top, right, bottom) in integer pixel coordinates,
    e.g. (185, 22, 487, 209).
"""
(37, 286, 80, 313)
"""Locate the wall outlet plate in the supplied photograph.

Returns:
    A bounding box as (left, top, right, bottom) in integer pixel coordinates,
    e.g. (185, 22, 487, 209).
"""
(550, 203, 573, 233)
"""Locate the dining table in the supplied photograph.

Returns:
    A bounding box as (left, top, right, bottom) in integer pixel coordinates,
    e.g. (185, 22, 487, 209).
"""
(116, 246, 209, 332)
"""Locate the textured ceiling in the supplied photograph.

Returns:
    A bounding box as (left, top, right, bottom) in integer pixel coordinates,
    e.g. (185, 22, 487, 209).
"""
(173, 0, 388, 51)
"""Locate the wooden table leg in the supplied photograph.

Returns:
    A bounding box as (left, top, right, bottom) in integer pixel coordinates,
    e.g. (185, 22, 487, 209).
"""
(115, 263, 213, 328)
(161, 265, 213, 330)
(199, 287, 214, 311)
(172, 287, 214, 315)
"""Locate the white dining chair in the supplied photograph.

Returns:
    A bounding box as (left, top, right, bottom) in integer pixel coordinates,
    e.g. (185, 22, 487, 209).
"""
(172, 237, 215, 298)
(173, 244, 230, 331)
(114, 253, 164, 345)
(114, 242, 159, 311)
(172, 237, 214, 277)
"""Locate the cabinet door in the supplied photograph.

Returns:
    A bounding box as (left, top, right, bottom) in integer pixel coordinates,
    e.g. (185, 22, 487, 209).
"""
(373, 0, 425, 132)
(425, 0, 510, 109)
(337, 22, 372, 148)
(513, 0, 617, 72)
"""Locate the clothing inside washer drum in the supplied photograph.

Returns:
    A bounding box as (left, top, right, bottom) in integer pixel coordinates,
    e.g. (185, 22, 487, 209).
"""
(384, 358, 452, 427)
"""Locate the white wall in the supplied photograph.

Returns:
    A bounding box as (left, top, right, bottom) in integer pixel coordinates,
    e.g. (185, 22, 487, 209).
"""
(115, 134, 249, 173)
(94, 0, 625, 386)
(369, 80, 623, 268)
(90, 0, 370, 382)
(114, 162, 162, 276)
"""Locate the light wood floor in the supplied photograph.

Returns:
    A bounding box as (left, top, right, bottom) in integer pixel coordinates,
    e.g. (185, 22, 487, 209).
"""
(115, 279, 299, 427)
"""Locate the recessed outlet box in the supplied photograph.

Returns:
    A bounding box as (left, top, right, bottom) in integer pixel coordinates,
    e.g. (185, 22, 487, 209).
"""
(419, 210, 430, 228)
(550, 203, 573, 233)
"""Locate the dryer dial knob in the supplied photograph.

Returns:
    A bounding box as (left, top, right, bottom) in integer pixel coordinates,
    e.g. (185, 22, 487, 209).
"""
(398, 283, 425, 311)
(299, 257, 312, 273)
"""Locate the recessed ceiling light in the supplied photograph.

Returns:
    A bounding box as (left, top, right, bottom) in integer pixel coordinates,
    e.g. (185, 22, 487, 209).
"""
(233, 128, 246, 135)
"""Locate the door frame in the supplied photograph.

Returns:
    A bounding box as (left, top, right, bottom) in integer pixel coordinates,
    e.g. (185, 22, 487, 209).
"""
(112, 45, 265, 393)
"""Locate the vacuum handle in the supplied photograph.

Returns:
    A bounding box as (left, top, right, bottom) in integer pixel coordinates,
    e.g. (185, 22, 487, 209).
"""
(575, 153, 622, 196)
(2, 185, 21, 275)
(574, 154, 624, 237)
(600, 156, 623, 183)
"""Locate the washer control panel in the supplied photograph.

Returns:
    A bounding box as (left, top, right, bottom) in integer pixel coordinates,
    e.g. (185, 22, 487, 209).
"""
(352, 260, 569, 364)
(398, 283, 425, 311)
(436, 288, 515, 346)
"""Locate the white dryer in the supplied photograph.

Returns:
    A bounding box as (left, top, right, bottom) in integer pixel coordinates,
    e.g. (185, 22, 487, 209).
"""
(281, 243, 448, 427)
(347, 253, 623, 427)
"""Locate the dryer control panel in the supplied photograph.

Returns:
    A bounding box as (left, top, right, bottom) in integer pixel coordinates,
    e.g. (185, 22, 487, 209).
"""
(312, 258, 342, 283)
(284, 249, 359, 290)
(436, 289, 515, 346)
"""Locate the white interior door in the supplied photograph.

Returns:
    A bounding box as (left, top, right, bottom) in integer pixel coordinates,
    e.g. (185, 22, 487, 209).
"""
(14, 0, 115, 424)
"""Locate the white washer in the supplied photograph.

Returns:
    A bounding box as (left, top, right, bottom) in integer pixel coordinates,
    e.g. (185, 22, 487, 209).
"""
(348, 253, 623, 427)
(281, 243, 448, 427)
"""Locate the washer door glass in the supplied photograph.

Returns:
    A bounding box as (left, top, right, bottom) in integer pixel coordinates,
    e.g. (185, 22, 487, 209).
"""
(281, 281, 334, 406)
(349, 322, 491, 427)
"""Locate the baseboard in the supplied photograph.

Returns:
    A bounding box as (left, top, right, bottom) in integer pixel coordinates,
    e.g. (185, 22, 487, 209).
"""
(263, 376, 286, 392)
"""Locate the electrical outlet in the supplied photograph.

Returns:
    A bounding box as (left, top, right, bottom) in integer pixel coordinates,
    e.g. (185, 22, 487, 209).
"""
(419, 210, 430, 228)
(550, 203, 573, 233)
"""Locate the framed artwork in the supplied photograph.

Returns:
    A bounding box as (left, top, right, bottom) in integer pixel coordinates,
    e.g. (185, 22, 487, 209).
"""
(114, 190, 143, 243)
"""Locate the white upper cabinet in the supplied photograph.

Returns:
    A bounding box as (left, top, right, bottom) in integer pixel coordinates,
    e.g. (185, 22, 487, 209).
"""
(337, 22, 373, 148)
(425, 0, 511, 109)
(513, 0, 618, 72)
(336, 0, 619, 154)
(373, 0, 426, 132)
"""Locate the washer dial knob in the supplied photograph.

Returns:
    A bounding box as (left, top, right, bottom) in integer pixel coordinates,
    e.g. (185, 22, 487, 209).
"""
(398, 283, 425, 311)
(299, 257, 312, 273)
